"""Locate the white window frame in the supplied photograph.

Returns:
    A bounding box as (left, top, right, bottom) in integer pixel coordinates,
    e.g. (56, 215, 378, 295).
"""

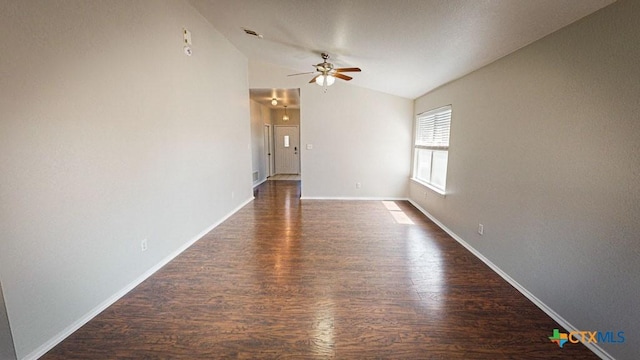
(412, 105, 452, 195)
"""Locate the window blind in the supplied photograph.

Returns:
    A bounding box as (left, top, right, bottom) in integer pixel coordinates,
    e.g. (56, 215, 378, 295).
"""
(415, 106, 451, 148)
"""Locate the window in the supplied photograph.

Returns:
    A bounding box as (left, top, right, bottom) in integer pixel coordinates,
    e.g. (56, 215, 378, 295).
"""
(412, 105, 452, 194)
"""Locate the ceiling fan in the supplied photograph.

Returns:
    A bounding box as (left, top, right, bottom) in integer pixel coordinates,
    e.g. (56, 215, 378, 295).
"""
(288, 52, 361, 87)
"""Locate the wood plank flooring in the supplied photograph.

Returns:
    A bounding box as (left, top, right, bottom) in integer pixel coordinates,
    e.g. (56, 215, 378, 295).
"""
(44, 181, 597, 359)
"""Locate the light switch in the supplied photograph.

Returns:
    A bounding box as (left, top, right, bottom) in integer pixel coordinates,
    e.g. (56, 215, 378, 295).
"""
(306, 144, 313, 150)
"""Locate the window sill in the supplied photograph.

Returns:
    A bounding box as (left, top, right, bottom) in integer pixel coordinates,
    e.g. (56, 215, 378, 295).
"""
(410, 178, 447, 198)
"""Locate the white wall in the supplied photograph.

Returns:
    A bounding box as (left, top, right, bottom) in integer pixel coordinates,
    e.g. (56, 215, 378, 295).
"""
(0, 1, 252, 358)
(249, 61, 413, 199)
(410, 1, 639, 359)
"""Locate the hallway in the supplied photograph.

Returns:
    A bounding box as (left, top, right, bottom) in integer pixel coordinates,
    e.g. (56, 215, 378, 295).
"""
(44, 181, 596, 359)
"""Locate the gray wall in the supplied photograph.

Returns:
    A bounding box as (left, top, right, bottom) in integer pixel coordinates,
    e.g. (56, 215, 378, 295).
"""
(409, 1, 639, 359)
(0, 283, 16, 360)
(0, 0, 252, 358)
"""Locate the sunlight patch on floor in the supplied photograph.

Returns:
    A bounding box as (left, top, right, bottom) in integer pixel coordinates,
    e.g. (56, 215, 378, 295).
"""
(382, 201, 414, 225)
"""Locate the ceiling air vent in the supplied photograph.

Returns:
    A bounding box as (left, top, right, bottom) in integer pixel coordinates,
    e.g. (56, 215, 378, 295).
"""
(242, 28, 263, 39)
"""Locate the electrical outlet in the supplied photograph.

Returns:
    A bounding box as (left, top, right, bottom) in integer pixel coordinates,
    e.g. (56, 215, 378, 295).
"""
(478, 224, 484, 236)
(141, 239, 148, 252)
(356, 182, 361, 189)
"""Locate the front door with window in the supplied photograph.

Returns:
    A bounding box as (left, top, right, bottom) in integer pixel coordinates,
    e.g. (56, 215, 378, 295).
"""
(274, 125, 300, 174)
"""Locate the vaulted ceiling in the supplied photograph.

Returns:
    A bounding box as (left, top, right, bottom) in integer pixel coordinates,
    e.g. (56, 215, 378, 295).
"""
(190, 0, 614, 99)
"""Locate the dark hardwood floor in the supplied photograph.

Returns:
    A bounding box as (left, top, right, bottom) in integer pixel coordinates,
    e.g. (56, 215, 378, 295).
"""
(44, 181, 597, 359)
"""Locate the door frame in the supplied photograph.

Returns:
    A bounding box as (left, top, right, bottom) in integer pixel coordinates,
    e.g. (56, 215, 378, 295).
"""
(263, 124, 273, 178)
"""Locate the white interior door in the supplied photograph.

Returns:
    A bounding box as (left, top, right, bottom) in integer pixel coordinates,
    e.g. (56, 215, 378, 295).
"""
(263, 125, 273, 177)
(274, 125, 300, 174)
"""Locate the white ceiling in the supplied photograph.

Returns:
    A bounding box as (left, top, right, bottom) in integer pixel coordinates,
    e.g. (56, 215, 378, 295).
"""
(191, 0, 614, 99)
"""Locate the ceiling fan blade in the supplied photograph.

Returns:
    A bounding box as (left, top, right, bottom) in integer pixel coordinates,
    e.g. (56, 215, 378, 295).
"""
(287, 71, 316, 77)
(333, 73, 353, 81)
(309, 75, 320, 84)
(334, 67, 361, 73)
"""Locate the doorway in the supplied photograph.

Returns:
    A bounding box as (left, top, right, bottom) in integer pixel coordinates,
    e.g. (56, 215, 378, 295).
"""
(248, 88, 301, 185)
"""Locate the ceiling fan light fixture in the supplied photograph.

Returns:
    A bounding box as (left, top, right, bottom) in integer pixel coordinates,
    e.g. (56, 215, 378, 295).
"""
(326, 75, 335, 86)
(315, 74, 335, 87)
(271, 98, 277, 106)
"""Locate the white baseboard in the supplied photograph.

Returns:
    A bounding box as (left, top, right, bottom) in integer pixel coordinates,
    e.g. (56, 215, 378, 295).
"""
(407, 199, 615, 360)
(24, 197, 255, 360)
(252, 178, 267, 188)
(301, 196, 408, 201)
